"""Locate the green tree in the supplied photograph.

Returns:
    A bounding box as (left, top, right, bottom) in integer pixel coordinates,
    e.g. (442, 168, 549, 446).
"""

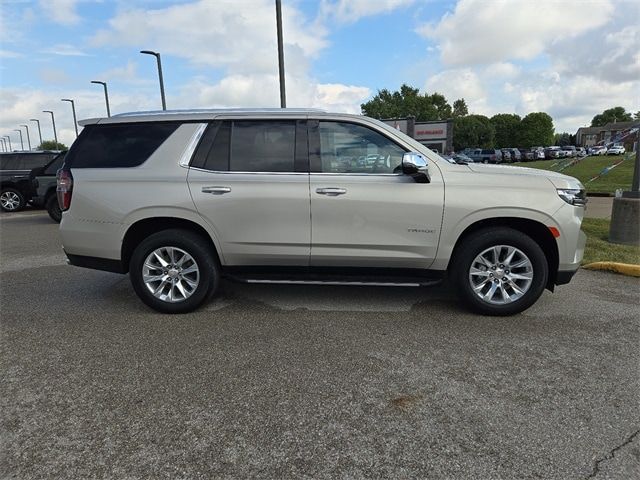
(554, 132, 571, 146)
(452, 98, 468, 117)
(519, 112, 554, 147)
(361, 84, 453, 121)
(37, 140, 68, 151)
(490, 113, 521, 148)
(590, 107, 633, 127)
(453, 114, 495, 151)
(634, 111, 640, 120)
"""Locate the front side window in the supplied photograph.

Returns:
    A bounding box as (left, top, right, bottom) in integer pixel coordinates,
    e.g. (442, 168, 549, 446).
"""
(317, 122, 405, 174)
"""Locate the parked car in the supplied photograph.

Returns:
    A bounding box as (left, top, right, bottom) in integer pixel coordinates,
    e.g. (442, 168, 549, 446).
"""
(531, 148, 545, 160)
(518, 149, 535, 162)
(451, 153, 474, 164)
(0, 151, 60, 212)
(505, 148, 522, 162)
(468, 148, 503, 164)
(29, 152, 67, 222)
(589, 146, 607, 155)
(576, 147, 587, 157)
(544, 147, 562, 159)
(607, 144, 625, 155)
(561, 146, 577, 157)
(57, 109, 585, 316)
(500, 149, 512, 163)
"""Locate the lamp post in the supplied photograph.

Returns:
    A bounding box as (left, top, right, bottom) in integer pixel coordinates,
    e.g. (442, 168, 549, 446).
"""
(0, 139, 5, 151)
(91, 80, 111, 117)
(61, 98, 79, 137)
(43, 110, 58, 145)
(140, 50, 167, 110)
(13, 129, 24, 151)
(30, 119, 43, 148)
(20, 125, 31, 150)
(4, 136, 12, 151)
(275, 0, 286, 108)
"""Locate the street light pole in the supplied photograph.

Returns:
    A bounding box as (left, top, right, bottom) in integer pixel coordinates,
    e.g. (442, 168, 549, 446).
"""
(275, 0, 286, 108)
(20, 125, 32, 150)
(91, 80, 111, 117)
(140, 50, 167, 110)
(14, 129, 24, 151)
(61, 99, 79, 137)
(30, 119, 43, 148)
(4, 136, 12, 151)
(0, 139, 5, 151)
(43, 110, 58, 145)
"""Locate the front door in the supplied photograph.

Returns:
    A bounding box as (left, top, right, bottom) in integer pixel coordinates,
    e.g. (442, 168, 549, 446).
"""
(188, 119, 310, 266)
(308, 120, 444, 269)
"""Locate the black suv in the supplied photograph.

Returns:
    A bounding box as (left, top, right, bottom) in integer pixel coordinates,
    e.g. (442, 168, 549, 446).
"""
(0, 151, 60, 212)
(29, 152, 67, 222)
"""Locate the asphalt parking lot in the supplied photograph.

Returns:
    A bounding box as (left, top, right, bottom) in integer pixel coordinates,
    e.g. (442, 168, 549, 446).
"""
(1, 210, 639, 479)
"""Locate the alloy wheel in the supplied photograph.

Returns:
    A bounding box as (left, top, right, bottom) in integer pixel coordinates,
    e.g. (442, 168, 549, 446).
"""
(142, 246, 200, 303)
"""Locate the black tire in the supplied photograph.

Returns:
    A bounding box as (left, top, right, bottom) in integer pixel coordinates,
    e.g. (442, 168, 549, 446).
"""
(483, 159, 489, 164)
(450, 227, 548, 316)
(45, 194, 62, 223)
(0, 188, 26, 212)
(129, 229, 220, 313)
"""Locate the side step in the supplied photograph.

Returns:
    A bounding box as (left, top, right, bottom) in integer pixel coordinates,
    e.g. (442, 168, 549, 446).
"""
(223, 269, 444, 288)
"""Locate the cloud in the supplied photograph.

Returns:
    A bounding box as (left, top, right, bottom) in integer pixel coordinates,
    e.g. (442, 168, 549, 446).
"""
(38, 68, 72, 84)
(39, 0, 81, 26)
(41, 44, 90, 56)
(320, 0, 415, 23)
(0, 50, 23, 59)
(417, 0, 614, 66)
(92, 0, 326, 75)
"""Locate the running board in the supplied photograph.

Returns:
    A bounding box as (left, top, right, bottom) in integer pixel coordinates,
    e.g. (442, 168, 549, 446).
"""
(225, 275, 442, 288)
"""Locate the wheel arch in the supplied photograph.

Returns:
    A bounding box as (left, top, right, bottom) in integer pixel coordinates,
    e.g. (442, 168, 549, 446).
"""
(447, 217, 559, 290)
(121, 216, 222, 274)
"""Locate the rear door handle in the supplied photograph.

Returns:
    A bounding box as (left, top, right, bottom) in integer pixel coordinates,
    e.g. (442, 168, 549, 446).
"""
(202, 186, 231, 195)
(316, 187, 347, 196)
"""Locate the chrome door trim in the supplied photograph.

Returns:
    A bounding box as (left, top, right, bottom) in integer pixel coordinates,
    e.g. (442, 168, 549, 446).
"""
(188, 166, 308, 175)
(179, 123, 208, 167)
(310, 172, 402, 177)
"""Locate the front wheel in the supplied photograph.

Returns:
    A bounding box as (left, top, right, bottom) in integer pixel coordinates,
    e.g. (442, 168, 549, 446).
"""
(129, 229, 220, 313)
(0, 188, 26, 212)
(451, 227, 548, 315)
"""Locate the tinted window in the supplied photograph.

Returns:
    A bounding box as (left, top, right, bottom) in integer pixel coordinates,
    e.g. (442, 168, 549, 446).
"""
(230, 121, 295, 172)
(44, 153, 66, 175)
(65, 122, 180, 168)
(0, 153, 55, 170)
(195, 122, 231, 171)
(317, 121, 405, 174)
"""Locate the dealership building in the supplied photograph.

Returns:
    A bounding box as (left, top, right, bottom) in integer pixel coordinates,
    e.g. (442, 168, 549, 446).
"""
(575, 120, 639, 147)
(382, 117, 453, 154)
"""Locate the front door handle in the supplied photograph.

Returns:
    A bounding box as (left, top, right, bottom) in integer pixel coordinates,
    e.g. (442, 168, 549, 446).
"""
(316, 187, 347, 196)
(202, 186, 231, 195)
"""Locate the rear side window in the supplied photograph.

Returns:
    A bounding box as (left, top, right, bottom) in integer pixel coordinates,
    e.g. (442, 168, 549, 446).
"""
(65, 122, 180, 168)
(0, 154, 55, 170)
(231, 121, 295, 172)
(193, 120, 296, 172)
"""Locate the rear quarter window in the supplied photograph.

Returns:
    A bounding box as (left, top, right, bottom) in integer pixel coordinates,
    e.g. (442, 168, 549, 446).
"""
(65, 122, 180, 168)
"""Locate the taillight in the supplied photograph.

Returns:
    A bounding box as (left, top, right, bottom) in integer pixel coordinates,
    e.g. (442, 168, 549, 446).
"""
(56, 169, 73, 212)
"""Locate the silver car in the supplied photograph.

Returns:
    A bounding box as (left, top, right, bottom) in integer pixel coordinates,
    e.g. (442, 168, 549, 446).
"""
(58, 109, 586, 316)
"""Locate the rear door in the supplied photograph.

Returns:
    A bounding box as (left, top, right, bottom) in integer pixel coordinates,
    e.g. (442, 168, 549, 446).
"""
(187, 119, 311, 266)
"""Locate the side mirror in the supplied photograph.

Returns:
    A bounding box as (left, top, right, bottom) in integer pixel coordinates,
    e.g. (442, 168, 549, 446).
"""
(402, 152, 430, 183)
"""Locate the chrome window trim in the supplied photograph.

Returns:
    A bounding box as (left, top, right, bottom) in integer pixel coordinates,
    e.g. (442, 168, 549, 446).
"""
(311, 172, 402, 177)
(188, 166, 307, 175)
(179, 123, 208, 168)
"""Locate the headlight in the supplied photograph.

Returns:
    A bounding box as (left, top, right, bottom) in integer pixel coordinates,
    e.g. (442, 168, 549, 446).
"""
(557, 188, 587, 206)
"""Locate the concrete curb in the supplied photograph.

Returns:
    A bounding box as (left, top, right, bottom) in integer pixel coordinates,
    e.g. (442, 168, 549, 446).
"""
(583, 262, 640, 277)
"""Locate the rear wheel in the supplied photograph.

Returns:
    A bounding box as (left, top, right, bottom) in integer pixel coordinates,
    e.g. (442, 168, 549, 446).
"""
(451, 227, 548, 315)
(45, 194, 62, 223)
(129, 229, 219, 313)
(0, 188, 25, 212)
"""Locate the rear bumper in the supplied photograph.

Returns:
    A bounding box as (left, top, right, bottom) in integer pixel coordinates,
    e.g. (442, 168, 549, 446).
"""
(65, 252, 126, 274)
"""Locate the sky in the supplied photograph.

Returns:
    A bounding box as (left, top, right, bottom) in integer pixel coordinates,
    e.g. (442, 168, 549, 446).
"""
(1, 0, 639, 149)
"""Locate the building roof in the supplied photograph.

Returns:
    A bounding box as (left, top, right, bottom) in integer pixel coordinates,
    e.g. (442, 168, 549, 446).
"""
(576, 120, 639, 135)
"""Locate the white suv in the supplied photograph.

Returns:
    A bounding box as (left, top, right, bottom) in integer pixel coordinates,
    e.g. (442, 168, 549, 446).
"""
(57, 109, 586, 315)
